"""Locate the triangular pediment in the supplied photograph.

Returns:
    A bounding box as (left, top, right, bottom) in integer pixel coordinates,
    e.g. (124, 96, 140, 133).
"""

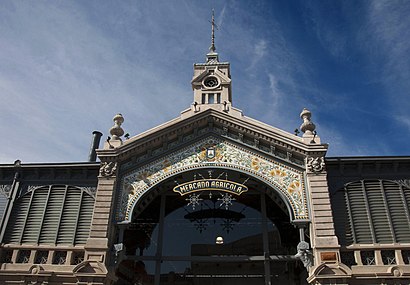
(97, 108, 327, 168)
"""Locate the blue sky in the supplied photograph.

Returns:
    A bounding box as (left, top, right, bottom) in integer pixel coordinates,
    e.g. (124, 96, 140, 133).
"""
(1, 1, 410, 163)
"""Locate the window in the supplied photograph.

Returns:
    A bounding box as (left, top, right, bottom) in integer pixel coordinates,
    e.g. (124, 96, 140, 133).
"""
(117, 170, 305, 285)
(3, 185, 95, 245)
(208, 93, 214, 104)
(333, 180, 410, 245)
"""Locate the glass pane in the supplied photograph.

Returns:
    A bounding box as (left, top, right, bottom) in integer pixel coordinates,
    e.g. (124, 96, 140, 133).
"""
(270, 261, 307, 285)
(126, 196, 161, 257)
(265, 194, 299, 255)
(116, 260, 156, 285)
(160, 260, 265, 285)
(208, 94, 214, 104)
(163, 193, 264, 257)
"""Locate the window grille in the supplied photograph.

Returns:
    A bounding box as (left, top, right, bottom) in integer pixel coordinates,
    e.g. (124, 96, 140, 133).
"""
(52, 251, 67, 265)
(17, 250, 31, 264)
(381, 250, 396, 265)
(34, 250, 48, 264)
(1, 250, 13, 263)
(360, 251, 375, 265)
(402, 250, 410, 265)
(340, 251, 356, 267)
(3, 185, 95, 245)
(73, 251, 84, 265)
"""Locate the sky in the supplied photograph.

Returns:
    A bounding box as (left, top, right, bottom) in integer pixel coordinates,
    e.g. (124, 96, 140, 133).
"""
(1, 0, 410, 163)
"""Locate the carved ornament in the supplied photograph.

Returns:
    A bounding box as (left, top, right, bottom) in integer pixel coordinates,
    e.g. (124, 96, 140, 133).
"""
(100, 162, 118, 177)
(307, 156, 325, 174)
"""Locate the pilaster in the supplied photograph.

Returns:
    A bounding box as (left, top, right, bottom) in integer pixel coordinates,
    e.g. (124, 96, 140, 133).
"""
(83, 160, 118, 284)
(306, 156, 352, 284)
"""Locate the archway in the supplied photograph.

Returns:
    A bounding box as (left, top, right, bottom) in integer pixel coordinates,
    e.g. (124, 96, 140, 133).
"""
(114, 168, 309, 285)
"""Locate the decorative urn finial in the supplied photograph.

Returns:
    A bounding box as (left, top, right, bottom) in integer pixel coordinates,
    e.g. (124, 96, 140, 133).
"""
(110, 113, 125, 141)
(300, 108, 316, 136)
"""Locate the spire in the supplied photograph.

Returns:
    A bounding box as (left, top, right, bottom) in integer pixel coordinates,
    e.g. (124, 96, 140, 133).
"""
(209, 9, 216, 53)
(206, 9, 219, 63)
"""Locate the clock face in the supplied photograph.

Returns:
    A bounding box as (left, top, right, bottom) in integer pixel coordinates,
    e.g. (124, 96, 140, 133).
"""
(204, 76, 219, 88)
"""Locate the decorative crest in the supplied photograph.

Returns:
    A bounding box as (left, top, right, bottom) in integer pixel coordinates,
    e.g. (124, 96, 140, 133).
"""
(100, 161, 118, 177)
(306, 156, 326, 174)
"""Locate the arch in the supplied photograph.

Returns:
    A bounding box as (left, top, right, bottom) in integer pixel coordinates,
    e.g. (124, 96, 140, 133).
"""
(332, 179, 410, 245)
(3, 185, 95, 245)
(118, 136, 308, 222)
(129, 166, 295, 223)
(116, 168, 305, 285)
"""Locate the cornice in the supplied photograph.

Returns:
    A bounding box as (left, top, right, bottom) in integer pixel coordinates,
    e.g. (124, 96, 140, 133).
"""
(97, 109, 328, 164)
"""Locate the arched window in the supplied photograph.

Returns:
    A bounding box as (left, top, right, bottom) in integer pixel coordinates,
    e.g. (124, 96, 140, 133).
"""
(116, 170, 305, 285)
(3, 185, 95, 245)
(332, 180, 410, 245)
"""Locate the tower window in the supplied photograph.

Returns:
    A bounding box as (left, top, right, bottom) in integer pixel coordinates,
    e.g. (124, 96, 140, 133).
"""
(208, 93, 214, 104)
(202, 94, 206, 104)
(217, 93, 221, 104)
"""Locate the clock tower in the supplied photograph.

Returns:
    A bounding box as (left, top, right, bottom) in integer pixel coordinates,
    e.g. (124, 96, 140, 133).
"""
(188, 11, 240, 117)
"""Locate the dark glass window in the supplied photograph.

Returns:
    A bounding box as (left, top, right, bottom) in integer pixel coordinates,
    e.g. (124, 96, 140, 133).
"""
(119, 173, 305, 285)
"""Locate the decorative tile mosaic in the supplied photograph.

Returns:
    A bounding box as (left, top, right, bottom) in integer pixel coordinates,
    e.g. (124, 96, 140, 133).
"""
(119, 137, 308, 221)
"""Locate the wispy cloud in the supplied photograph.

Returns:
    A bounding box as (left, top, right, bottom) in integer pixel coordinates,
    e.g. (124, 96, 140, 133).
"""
(247, 39, 268, 72)
(0, 1, 191, 163)
(360, 1, 410, 101)
(1, 1, 409, 163)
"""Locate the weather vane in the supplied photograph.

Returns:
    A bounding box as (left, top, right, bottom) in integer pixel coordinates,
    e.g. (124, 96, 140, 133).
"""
(209, 9, 217, 53)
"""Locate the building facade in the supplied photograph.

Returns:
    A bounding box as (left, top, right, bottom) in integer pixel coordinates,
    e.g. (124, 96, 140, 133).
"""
(0, 28, 409, 285)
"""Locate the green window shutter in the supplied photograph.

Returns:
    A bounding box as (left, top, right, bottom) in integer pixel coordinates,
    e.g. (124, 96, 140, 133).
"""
(346, 181, 373, 244)
(384, 181, 410, 243)
(56, 187, 82, 245)
(4, 185, 95, 246)
(341, 180, 410, 245)
(38, 186, 66, 244)
(365, 180, 393, 243)
(21, 188, 49, 244)
(3, 191, 31, 243)
(74, 193, 95, 245)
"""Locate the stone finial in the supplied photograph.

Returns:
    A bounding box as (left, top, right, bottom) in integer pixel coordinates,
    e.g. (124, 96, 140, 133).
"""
(300, 108, 316, 136)
(110, 114, 125, 141)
